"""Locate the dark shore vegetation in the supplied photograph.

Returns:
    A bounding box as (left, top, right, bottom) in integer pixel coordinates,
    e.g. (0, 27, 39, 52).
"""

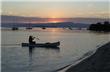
(88, 21, 110, 32)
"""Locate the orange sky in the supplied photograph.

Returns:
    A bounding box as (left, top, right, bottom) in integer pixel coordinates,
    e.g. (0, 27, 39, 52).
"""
(2, 1, 109, 18)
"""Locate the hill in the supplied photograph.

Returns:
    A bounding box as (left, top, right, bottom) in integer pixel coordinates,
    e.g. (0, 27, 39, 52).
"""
(1, 22, 89, 28)
(1, 15, 109, 24)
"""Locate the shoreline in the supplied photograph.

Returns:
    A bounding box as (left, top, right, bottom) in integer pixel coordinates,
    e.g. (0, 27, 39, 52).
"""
(57, 42, 110, 72)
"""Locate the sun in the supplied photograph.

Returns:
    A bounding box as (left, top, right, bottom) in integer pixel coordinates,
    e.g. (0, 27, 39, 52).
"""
(50, 20, 61, 23)
(51, 28, 57, 32)
(47, 18, 64, 23)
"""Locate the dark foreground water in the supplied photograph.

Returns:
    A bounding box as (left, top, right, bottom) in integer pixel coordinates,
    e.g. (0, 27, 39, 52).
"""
(1, 28, 110, 72)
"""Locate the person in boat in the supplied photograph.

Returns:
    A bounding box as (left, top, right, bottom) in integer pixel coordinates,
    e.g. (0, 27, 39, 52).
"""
(29, 35, 36, 44)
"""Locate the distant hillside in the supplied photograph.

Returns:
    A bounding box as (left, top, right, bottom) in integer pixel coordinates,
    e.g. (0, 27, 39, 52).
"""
(1, 22, 90, 28)
(1, 15, 109, 24)
(1, 15, 47, 23)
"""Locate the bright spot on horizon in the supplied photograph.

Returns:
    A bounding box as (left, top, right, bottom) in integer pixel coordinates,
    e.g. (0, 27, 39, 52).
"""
(51, 28, 57, 32)
(47, 18, 64, 23)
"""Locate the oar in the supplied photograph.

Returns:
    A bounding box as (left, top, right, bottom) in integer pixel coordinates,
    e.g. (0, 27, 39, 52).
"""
(34, 37, 40, 40)
(1, 44, 21, 46)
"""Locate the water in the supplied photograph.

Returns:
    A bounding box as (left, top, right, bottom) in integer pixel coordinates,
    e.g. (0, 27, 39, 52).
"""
(1, 28, 110, 72)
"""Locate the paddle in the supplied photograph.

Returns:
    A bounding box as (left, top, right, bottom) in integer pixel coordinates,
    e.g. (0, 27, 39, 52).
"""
(34, 37, 40, 40)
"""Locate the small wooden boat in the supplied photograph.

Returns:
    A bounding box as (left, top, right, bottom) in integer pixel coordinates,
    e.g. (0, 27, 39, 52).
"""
(22, 41, 60, 48)
(12, 27, 19, 30)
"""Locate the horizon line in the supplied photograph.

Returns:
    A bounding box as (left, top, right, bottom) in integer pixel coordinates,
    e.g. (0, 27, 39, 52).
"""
(1, 15, 109, 19)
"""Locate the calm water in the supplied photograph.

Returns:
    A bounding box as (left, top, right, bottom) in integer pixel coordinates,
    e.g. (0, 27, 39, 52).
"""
(1, 28, 110, 72)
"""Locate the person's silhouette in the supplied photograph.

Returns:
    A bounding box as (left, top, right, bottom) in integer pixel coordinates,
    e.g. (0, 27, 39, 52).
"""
(29, 35, 36, 44)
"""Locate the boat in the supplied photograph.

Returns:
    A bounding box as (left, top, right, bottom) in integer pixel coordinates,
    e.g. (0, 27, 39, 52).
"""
(22, 41, 60, 48)
(12, 27, 19, 30)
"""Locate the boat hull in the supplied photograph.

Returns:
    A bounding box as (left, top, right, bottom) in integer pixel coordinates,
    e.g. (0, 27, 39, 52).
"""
(22, 42, 60, 48)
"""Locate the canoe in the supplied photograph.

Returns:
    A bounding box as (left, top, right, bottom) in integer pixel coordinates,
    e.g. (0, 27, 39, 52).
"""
(22, 41, 60, 48)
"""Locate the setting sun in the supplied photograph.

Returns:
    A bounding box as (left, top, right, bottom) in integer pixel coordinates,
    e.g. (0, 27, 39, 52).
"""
(51, 28, 57, 32)
(48, 20, 61, 23)
(47, 18, 64, 23)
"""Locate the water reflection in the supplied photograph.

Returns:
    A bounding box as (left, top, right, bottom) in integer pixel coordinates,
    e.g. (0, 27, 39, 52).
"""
(29, 46, 35, 58)
(28, 46, 34, 68)
(28, 46, 60, 71)
(43, 47, 60, 53)
(28, 46, 60, 65)
(28, 46, 60, 58)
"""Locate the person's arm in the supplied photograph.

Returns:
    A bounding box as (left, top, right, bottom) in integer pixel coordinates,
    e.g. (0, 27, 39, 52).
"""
(36, 38, 40, 40)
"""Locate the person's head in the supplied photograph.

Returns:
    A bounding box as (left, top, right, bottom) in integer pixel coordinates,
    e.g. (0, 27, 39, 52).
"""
(29, 35, 32, 38)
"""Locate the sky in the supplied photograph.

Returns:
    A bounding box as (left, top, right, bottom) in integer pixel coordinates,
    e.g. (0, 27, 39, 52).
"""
(1, 0, 110, 18)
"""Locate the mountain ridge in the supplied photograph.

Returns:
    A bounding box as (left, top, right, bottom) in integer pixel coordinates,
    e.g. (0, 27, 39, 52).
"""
(1, 15, 109, 24)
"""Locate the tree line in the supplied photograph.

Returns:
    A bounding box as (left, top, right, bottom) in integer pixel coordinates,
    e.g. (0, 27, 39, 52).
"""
(88, 21, 110, 32)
